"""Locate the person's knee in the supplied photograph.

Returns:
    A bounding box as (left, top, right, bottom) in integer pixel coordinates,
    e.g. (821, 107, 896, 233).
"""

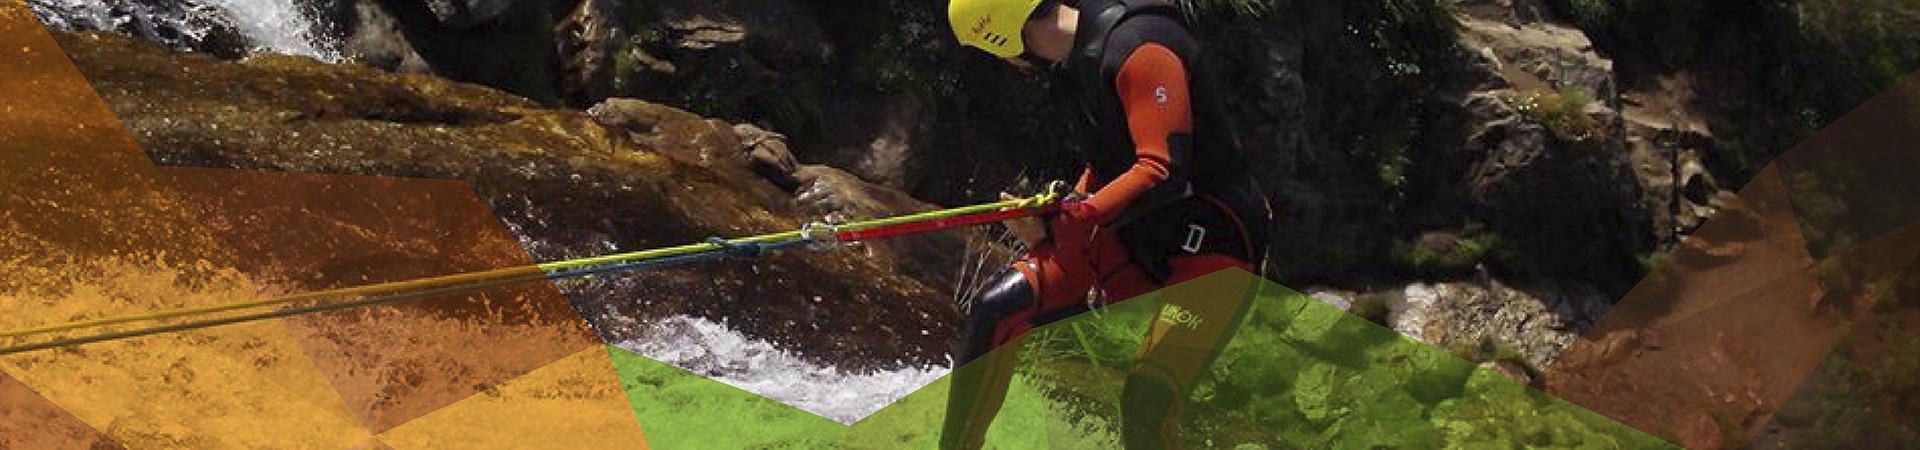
(972, 269, 1036, 323)
(953, 268, 1037, 364)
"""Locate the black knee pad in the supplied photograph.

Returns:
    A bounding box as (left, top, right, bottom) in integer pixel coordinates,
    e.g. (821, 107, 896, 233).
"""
(953, 268, 1035, 365)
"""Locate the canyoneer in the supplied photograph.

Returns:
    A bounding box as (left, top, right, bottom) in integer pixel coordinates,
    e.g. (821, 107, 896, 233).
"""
(943, 0, 1274, 447)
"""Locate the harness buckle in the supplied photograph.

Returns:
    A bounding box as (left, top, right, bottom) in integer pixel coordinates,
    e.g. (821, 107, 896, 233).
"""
(1181, 223, 1207, 254)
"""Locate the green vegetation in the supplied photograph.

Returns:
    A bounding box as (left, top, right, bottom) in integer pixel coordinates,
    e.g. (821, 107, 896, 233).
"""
(610, 274, 1672, 448)
(1392, 231, 1501, 276)
(1510, 87, 1601, 142)
(1542, 0, 1920, 183)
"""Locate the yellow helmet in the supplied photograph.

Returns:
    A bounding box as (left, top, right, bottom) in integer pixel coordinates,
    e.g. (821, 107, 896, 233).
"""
(949, 0, 1048, 58)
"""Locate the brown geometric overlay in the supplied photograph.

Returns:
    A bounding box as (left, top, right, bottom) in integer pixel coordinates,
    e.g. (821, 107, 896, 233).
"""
(1, 1, 634, 446)
(0, 369, 122, 449)
(4, 1, 369, 445)
(157, 166, 600, 433)
(1756, 256, 1920, 448)
(10, 0, 1920, 446)
(1544, 72, 1920, 448)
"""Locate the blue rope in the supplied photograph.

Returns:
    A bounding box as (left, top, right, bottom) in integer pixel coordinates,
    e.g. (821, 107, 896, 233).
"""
(707, 237, 764, 257)
(543, 236, 813, 281)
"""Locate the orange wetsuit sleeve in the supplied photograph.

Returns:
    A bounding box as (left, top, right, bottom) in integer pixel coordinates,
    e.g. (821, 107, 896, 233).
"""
(1068, 43, 1192, 225)
(1073, 166, 1096, 193)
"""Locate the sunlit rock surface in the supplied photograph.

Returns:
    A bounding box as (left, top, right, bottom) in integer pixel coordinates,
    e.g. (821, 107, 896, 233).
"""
(54, 31, 964, 370)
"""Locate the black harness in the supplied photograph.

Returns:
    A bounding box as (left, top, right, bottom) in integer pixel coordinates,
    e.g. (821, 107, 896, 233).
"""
(1057, 0, 1272, 282)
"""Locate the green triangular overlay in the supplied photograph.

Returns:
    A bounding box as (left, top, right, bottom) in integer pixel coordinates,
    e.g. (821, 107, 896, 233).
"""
(610, 270, 1671, 448)
(606, 344, 847, 448)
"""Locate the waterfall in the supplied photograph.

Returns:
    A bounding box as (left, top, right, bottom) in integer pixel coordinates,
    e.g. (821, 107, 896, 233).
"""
(613, 314, 950, 424)
(27, 0, 342, 62)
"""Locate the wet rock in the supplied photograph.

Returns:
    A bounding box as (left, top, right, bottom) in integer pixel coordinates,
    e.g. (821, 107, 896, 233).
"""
(555, 0, 623, 104)
(792, 165, 970, 292)
(586, 97, 753, 170)
(734, 123, 799, 190)
(422, 0, 512, 29)
(58, 31, 962, 369)
(27, 0, 254, 59)
(343, 0, 431, 73)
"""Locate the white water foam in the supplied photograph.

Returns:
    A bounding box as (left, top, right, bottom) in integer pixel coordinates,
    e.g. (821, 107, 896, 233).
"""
(27, 0, 341, 62)
(614, 315, 950, 425)
(199, 0, 338, 60)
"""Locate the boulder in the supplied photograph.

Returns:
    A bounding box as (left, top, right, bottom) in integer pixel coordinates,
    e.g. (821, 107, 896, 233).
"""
(734, 123, 800, 190)
(793, 165, 972, 291)
(1447, 0, 1654, 292)
(585, 97, 972, 292)
(60, 31, 963, 369)
(343, 0, 431, 73)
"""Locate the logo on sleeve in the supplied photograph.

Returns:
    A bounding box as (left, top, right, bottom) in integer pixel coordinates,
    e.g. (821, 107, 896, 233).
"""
(1153, 86, 1169, 106)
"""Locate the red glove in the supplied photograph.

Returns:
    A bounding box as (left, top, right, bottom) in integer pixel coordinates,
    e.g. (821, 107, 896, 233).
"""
(1045, 198, 1100, 249)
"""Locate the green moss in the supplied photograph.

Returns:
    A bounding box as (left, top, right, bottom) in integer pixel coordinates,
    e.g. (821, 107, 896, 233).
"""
(1392, 231, 1500, 275)
(1509, 87, 1601, 142)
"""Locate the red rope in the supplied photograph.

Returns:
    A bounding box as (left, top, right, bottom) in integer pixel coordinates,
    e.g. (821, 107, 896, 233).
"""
(835, 203, 1063, 242)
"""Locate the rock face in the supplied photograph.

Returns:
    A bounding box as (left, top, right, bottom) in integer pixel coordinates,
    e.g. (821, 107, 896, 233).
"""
(343, 0, 432, 73)
(421, 0, 513, 28)
(554, 0, 622, 104)
(57, 31, 963, 369)
(1447, 0, 1653, 292)
(40, 0, 1817, 376)
(583, 97, 971, 292)
(1389, 280, 1612, 369)
(368, 0, 564, 104)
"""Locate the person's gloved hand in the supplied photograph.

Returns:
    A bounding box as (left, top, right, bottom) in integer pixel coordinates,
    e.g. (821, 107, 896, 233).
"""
(1046, 199, 1099, 248)
(1000, 192, 1049, 248)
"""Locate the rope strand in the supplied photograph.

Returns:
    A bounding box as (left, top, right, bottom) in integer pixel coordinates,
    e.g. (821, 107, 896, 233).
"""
(0, 193, 1068, 355)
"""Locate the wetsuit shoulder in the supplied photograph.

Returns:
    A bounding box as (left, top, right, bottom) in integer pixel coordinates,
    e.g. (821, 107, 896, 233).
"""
(1100, 11, 1198, 70)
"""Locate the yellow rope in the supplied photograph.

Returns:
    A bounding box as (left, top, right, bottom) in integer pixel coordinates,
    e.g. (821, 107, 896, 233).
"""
(0, 193, 1054, 344)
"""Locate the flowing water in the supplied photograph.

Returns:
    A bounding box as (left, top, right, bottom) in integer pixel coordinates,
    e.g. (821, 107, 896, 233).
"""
(613, 314, 949, 424)
(27, 0, 342, 61)
(25, 0, 965, 424)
